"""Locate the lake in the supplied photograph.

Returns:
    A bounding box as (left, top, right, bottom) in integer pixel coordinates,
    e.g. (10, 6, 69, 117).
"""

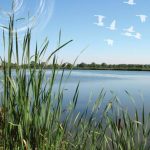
(53, 70, 150, 116)
(0, 69, 150, 116)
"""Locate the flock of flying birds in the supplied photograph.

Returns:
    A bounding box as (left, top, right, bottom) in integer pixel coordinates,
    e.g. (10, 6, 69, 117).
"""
(94, 0, 148, 46)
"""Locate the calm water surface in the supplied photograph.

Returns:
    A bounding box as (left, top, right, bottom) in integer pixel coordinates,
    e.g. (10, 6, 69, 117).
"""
(54, 70, 150, 115)
(0, 70, 150, 115)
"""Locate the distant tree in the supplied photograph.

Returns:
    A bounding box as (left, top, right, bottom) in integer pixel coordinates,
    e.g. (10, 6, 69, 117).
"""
(101, 63, 107, 67)
(66, 63, 73, 69)
(77, 63, 87, 68)
(89, 62, 96, 68)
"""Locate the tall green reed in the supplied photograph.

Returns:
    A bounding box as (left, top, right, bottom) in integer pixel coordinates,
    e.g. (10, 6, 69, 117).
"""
(0, 14, 150, 150)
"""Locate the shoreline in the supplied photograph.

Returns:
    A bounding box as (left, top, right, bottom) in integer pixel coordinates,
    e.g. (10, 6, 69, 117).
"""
(0, 67, 150, 72)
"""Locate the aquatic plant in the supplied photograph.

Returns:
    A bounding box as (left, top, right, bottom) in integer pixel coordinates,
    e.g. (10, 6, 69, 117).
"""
(0, 14, 150, 150)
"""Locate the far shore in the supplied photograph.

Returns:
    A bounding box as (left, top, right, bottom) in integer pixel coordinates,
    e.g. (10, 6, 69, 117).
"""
(1, 62, 150, 72)
(0, 67, 150, 72)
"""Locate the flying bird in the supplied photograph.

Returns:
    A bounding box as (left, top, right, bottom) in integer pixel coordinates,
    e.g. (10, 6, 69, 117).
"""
(136, 15, 148, 23)
(124, 0, 136, 5)
(107, 20, 116, 31)
(123, 26, 135, 33)
(122, 32, 133, 37)
(134, 32, 141, 39)
(94, 15, 105, 27)
(104, 39, 114, 46)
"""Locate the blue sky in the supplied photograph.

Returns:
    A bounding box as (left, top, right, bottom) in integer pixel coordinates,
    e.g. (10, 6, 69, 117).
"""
(0, 0, 150, 64)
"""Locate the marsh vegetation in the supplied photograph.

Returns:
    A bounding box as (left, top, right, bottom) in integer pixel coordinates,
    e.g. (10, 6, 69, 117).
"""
(0, 15, 150, 150)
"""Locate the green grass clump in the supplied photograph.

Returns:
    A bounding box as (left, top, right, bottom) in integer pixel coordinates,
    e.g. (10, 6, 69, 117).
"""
(0, 14, 150, 150)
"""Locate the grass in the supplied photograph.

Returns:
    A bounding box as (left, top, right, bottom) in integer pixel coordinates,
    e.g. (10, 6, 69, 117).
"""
(0, 14, 150, 150)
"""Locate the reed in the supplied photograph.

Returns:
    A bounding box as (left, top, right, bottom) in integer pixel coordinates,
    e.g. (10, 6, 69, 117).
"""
(0, 14, 150, 150)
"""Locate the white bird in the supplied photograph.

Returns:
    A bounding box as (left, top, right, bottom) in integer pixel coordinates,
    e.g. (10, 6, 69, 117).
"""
(94, 15, 105, 27)
(104, 39, 114, 46)
(124, 0, 136, 5)
(136, 15, 148, 23)
(107, 20, 116, 31)
(134, 32, 141, 39)
(123, 26, 135, 33)
(122, 32, 133, 37)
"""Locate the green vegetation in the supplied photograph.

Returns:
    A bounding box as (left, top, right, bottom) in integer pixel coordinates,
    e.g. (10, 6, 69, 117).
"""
(76, 63, 150, 71)
(1, 62, 150, 71)
(0, 14, 150, 150)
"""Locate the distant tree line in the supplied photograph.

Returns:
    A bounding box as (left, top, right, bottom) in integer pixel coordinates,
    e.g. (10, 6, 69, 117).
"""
(0, 61, 150, 71)
(75, 62, 150, 71)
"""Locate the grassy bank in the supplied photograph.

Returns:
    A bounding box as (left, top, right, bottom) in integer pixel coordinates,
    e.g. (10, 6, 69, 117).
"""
(0, 15, 150, 150)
